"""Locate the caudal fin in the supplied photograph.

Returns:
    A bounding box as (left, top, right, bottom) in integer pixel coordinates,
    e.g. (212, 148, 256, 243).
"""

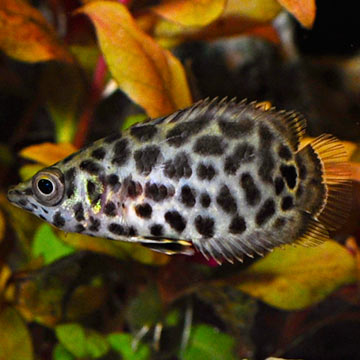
(296, 134, 352, 236)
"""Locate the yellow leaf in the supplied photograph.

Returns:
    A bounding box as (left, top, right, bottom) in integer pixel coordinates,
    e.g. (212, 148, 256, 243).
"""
(0, 306, 34, 360)
(0, 0, 73, 63)
(78, 1, 192, 118)
(150, 0, 281, 46)
(57, 231, 170, 266)
(19, 143, 77, 166)
(153, 0, 226, 27)
(223, 0, 282, 21)
(0, 265, 11, 297)
(277, 0, 316, 28)
(232, 241, 356, 310)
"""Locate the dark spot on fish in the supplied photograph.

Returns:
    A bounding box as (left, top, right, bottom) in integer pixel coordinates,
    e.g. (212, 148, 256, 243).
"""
(53, 212, 65, 228)
(193, 135, 226, 156)
(42, 207, 48, 214)
(76, 224, 85, 232)
(126, 180, 142, 199)
(216, 185, 237, 214)
(280, 164, 297, 189)
(278, 144, 292, 161)
(218, 118, 254, 138)
(112, 138, 130, 166)
(259, 124, 273, 146)
(256, 198, 275, 226)
(164, 152, 192, 180)
(150, 224, 164, 237)
(197, 163, 216, 181)
(273, 217, 286, 229)
(62, 152, 77, 164)
(296, 185, 303, 198)
(128, 226, 137, 236)
(91, 147, 106, 160)
(134, 145, 161, 175)
(166, 119, 205, 147)
(195, 215, 214, 238)
(274, 177, 285, 195)
(224, 143, 255, 175)
(281, 196, 294, 211)
(298, 157, 307, 180)
(108, 223, 125, 235)
(104, 133, 122, 144)
(65, 167, 76, 198)
(145, 182, 172, 202)
(130, 124, 157, 141)
(180, 185, 196, 208)
(39, 214, 46, 221)
(200, 192, 211, 208)
(73, 202, 85, 221)
(104, 201, 116, 217)
(80, 160, 101, 175)
(18, 199, 28, 207)
(24, 188, 33, 196)
(165, 211, 186, 233)
(87, 180, 96, 196)
(240, 173, 261, 206)
(229, 215, 246, 234)
(89, 216, 100, 232)
(135, 203, 152, 219)
(258, 152, 275, 183)
(106, 174, 120, 189)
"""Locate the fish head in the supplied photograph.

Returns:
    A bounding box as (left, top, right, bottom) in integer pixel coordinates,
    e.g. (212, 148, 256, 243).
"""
(7, 166, 75, 228)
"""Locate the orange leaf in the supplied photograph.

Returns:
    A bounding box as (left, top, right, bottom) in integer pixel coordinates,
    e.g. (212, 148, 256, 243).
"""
(78, 1, 192, 118)
(0, 0, 73, 63)
(277, 0, 316, 28)
(153, 0, 226, 27)
(351, 162, 360, 182)
(19, 143, 77, 166)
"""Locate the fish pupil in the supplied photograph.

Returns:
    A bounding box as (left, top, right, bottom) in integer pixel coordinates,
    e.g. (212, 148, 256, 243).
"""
(38, 179, 54, 195)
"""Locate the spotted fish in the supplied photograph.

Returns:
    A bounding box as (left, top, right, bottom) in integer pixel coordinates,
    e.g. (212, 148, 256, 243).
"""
(7, 99, 352, 263)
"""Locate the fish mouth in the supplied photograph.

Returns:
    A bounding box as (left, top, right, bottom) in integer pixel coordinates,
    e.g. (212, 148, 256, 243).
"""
(7, 186, 29, 208)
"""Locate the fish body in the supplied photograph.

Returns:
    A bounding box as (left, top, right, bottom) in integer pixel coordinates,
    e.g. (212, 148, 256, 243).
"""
(7, 99, 352, 263)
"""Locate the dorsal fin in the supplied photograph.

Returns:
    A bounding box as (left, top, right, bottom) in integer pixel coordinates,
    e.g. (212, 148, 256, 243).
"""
(254, 104, 307, 151)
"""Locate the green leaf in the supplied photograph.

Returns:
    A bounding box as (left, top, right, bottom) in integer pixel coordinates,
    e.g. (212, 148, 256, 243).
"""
(107, 333, 150, 360)
(183, 324, 236, 360)
(85, 331, 110, 359)
(32, 224, 75, 265)
(55, 323, 109, 358)
(55, 323, 87, 358)
(126, 285, 162, 330)
(52, 343, 75, 360)
(0, 306, 34, 360)
(122, 113, 148, 130)
(40, 63, 85, 143)
(234, 240, 357, 310)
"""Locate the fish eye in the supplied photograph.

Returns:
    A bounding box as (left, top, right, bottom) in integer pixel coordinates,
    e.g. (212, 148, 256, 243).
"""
(37, 179, 54, 195)
(32, 168, 64, 206)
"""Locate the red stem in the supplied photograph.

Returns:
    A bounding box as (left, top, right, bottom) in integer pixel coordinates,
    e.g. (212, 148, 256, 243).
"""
(74, 55, 107, 148)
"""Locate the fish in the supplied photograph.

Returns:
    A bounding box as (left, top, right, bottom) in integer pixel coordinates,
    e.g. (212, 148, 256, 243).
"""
(7, 98, 352, 263)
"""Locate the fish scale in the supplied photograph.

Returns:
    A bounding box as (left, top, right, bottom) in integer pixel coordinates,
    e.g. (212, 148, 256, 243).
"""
(7, 99, 352, 263)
